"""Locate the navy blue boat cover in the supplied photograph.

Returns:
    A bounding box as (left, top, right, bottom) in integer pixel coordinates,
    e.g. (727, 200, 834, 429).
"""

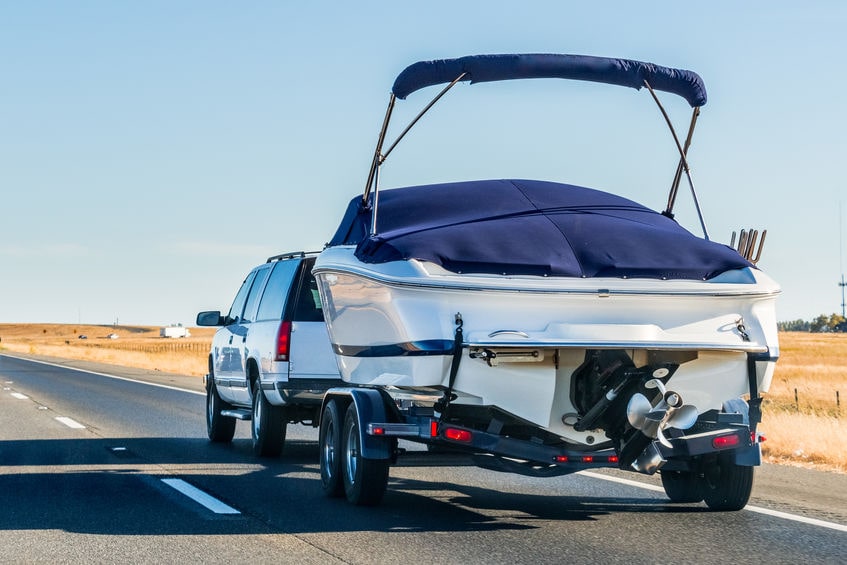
(328, 179, 751, 280)
(392, 54, 707, 107)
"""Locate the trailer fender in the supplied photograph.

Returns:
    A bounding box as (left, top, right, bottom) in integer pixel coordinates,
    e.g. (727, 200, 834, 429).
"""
(722, 397, 760, 466)
(321, 388, 392, 460)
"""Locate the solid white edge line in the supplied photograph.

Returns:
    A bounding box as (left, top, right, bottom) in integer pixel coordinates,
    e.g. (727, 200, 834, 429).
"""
(55, 416, 86, 429)
(579, 470, 847, 533)
(1, 354, 204, 396)
(161, 478, 240, 515)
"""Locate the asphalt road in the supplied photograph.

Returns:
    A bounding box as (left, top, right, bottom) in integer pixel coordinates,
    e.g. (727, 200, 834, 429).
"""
(1, 353, 845, 564)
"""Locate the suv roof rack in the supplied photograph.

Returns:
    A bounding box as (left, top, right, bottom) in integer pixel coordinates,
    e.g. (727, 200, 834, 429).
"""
(266, 251, 320, 263)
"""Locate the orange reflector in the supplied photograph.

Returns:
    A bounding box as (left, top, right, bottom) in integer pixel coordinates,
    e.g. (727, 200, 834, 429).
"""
(713, 434, 740, 449)
(444, 428, 472, 442)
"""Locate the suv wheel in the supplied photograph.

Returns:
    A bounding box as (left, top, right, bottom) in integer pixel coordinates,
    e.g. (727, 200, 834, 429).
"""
(252, 380, 286, 457)
(207, 372, 236, 443)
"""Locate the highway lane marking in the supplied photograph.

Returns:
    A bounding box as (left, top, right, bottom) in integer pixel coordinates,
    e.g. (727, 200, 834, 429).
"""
(579, 470, 847, 533)
(161, 478, 240, 515)
(1, 354, 204, 396)
(10, 392, 29, 400)
(55, 416, 86, 429)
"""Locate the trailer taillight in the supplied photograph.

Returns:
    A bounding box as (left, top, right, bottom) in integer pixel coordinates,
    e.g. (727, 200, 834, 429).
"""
(712, 434, 740, 449)
(444, 428, 472, 442)
(554, 454, 619, 464)
(275, 320, 292, 361)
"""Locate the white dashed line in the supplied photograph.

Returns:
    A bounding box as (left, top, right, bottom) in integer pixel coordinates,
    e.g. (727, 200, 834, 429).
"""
(10, 392, 29, 400)
(54, 416, 86, 429)
(161, 478, 240, 515)
(579, 470, 847, 533)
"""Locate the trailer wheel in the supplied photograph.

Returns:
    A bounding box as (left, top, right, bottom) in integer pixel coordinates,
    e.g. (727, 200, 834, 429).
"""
(342, 403, 389, 506)
(206, 372, 236, 443)
(252, 380, 286, 457)
(319, 399, 344, 497)
(701, 453, 754, 511)
(660, 470, 704, 503)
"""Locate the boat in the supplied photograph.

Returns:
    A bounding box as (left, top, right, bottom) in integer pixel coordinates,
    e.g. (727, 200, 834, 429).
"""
(313, 54, 779, 481)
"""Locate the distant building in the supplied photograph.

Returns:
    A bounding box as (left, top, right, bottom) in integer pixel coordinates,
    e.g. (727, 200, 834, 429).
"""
(160, 326, 191, 338)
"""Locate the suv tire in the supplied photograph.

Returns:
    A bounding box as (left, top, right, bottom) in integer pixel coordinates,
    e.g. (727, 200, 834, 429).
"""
(207, 371, 236, 443)
(252, 379, 287, 457)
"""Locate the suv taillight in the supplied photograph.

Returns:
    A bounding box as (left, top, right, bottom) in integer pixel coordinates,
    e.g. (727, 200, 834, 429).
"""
(275, 320, 292, 361)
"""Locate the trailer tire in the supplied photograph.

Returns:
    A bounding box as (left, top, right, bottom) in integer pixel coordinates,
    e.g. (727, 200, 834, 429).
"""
(342, 402, 389, 506)
(252, 380, 286, 457)
(206, 373, 236, 443)
(660, 470, 704, 503)
(701, 453, 754, 511)
(319, 399, 345, 497)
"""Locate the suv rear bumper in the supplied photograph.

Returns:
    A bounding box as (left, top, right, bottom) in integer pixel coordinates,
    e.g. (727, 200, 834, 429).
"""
(265, 378, 346, 405)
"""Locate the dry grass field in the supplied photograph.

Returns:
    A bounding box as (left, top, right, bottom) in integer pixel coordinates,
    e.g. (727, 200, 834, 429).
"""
(762, 332, 847, 472)
(0, 323, 215, 378)
(1, 324, 844, 472)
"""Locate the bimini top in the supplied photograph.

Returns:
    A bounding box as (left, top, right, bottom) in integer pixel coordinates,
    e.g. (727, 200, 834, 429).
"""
(328, 179, 750, 280)
(392, 54, 707, 107)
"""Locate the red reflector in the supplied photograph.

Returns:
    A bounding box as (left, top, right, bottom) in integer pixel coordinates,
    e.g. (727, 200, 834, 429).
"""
(608, 455, 619, 464)
(372, 427, 385, 436)
(275, 320, 292, 361)
(444, 428, 472, 442)
(430, 421, 439, 437)
(554, 455, 569, 463)
(753, 432, 766, 443)
(713, 434, 740, 449)
(581, 456, 594, 463)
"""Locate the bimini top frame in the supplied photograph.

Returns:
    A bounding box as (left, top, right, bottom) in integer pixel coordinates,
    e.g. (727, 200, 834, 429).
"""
(363, 53, 710, 239)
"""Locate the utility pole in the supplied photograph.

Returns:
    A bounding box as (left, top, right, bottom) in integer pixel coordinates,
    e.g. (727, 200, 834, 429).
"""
(841, 202, 846, 318)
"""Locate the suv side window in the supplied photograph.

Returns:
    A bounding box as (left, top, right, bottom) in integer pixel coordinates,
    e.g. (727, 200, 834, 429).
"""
(241, 266, 271, 323)
(256, 260, 300, 321)
(227, 271, 257, 323)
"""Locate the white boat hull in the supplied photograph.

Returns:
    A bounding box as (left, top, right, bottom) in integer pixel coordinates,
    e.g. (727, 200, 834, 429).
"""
(314, 246, 779, 446)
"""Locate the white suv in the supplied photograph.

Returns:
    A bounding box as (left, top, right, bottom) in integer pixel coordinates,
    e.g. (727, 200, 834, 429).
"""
(196, 251, 341, 456)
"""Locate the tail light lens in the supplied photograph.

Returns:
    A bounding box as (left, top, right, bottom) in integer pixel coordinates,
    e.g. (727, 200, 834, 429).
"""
(444, 428, 473, 442)
(275, 321, 292, 361)
(712, 434, 740, 449)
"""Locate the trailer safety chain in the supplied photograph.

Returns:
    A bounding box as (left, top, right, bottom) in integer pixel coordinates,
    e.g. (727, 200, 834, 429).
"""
(434, 313, 463, 421)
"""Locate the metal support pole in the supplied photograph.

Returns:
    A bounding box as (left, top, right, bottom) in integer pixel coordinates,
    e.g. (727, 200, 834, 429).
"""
(665, 107, 700, 218)
(644, 80, 709, 240)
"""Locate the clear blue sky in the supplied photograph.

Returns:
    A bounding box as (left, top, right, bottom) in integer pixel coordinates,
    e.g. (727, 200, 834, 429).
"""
(1, 2, 844, 326)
